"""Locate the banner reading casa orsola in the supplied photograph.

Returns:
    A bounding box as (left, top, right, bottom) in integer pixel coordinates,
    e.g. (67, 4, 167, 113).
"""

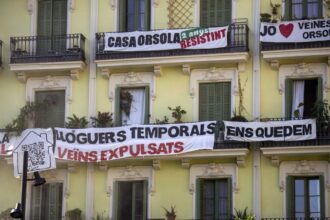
(224, 119, 316, 142)
(104, 26, 228, 52)
(55, 121, 216, 162)
(260, 18, 330, 43)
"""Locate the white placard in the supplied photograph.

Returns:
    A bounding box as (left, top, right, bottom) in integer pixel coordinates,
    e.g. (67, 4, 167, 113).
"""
(224, 119, 316, 142)
(260, 19, 330, 43)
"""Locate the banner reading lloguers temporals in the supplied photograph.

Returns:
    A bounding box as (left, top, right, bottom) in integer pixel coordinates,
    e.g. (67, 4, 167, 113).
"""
(55, 121, 216, 162)
(104, 26, 228, 52)
(260, 18, 330, 43)
(224, 119, 316, 142)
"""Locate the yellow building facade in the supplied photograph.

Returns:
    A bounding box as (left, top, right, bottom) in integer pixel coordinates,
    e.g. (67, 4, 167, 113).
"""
(0, 0, 329, 219)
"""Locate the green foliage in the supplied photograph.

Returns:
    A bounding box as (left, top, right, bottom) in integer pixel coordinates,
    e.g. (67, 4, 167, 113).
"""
(163, 205, 176, 219)
(312, 100, 330, 132)
(168, 106, 187, 123)
(260, 13, 271, 22)
(65, 114, 89, 129)
(231, 109, 248, 122)
(293, 102, 304, 118)
(65, 208, 82, 220)
(155, 116, 169, 124)
(120, 90, 133, 116)
(234, 207, 255, 220)
(90, 112, 113, 128)
(92, 212, 110, 220)
(5, 101, 50, 135)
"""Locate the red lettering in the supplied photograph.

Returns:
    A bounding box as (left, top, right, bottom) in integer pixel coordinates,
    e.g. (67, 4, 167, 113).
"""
(57, 147, 68, 159)
(67, 150, 74, 160)
(180, 41, 187, 49)
(78, 151, 88, 162)
(147, 143, 157, 154)
(129, 145, 140, 157)
(140, 144, 147, 155)
(88, 151, 97, 162)
(166, 142, 174, 153)
(0, 144, 6, 155)
(119, 146, 128, 157)
(174, 141, 184, 153)
(101, 150, 107, 161)
(157, 143, 168, 154)
(108, 148, 119, 160)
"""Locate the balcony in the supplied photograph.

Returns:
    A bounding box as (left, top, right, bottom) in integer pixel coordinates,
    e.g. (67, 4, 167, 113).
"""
(9, 34, 86, 82)
(95, 19, 249, 72)
(0, 40, 2, 67)
(260, 18, 330, 66)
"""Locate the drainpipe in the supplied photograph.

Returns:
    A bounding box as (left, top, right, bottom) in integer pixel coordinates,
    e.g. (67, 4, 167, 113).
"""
(86, 0, 98, 219)
(252, 0, 261, 220)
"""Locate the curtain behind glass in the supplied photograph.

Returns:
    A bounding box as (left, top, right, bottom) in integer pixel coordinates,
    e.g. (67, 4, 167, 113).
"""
(121, 88, 145, 125)
(291, 80, 305, 118)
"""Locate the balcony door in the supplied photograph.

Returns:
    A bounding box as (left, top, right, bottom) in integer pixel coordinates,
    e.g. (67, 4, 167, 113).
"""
(37, 0, 67, 55)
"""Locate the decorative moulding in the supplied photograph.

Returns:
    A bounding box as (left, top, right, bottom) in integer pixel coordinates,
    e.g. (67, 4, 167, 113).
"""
(154, 65, 162, 76)
(152, 159, 161, 170)
(101, 68, 110, 79)
(110, 0, 116, 10)
(26, 0, 34, 15)
(182, 64, 191, 75)
(16, 72, 27, 83)
(189, 163, 239, 194)
(181, 158, 190, 169)
(69, 0, 75, 11)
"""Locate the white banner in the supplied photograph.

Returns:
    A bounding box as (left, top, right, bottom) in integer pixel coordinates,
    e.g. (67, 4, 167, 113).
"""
(224, 119, 316, 142)
(13, 129, 56, 176)
(104, 27, 228, 52)
(55, 121, 216, 162)
(260, 19, 330, 43)
(0, 132, 15, 156)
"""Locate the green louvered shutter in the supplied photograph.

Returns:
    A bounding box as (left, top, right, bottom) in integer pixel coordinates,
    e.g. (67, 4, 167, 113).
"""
(31, 185, 43, 219)
(317, 77, 323, 102)
(52, 0, 67, 51)
(37, 0, 52, 54)
(115, 87, 121, 126)
(284, 0, 291, 20)
(144, 86, 150, 124)
(196, 178, 202, 219)
(35, 90, 65, 128)
(46, 183, 63, 220)
(200, 0, 232, 27)
(286, 176, 294, 219)
(227, 178, 232, 218)
(119, 0, 127, 32)
(199, 82, 231, 121)
(285, 79, 293, 118)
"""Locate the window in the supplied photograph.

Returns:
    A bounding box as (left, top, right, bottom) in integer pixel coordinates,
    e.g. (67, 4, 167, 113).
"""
(35, 90, 66, 128)
(287, 176, 325, 218)
(284, 0, 322, 20)
(37, 0, 67, 53)
(30, 182, 63, 220)
(119, 0, 150, 32)
(115, 180, 148, 220)
(197, 178, 232, 220)
(200, 0, 232, 27)
(115, 87, 150, 126)
(285, 78, 322, 118)
(199, 82, 231, 121)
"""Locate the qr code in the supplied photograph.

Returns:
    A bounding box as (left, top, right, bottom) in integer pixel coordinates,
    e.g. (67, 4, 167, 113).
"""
(22, 142, 46, 170)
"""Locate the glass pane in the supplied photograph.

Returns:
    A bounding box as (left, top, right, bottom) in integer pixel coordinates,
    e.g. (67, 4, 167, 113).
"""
(295, 179, 304, 196)
(310, 212, 321, 218)
(307, 0, 319, 18)
(309, 196, 320, 213)
(309, 179, 320, 196)
(292, 0, 303, 19)
(295, 196, 304, 212)
(117, 182, 132, 220)
(295, 212, 305, 218)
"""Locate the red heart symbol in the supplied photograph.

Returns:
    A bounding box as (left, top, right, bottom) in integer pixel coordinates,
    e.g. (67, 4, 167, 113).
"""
(279, 23, 294, 38)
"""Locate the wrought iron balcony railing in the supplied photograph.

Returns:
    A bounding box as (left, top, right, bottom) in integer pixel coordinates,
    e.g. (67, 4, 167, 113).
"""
(0, 40, 3, 66)
(95, 19, 249, 60)
(262, 218, 330, 220)
(10, 34, 86, 64)
(261, 40, 330, 51)
(259, 117, 330, 147)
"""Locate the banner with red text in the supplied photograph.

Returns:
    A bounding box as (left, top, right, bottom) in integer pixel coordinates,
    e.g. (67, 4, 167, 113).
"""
(224, 119, 316, 142)
(104, 27, 228, 52)
(55, 121, 216, 162)
(260, 19, 330, 42)
(0, 132, 16, 156)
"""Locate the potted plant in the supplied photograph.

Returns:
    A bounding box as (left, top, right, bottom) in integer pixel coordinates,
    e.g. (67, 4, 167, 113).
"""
(90, 111, 113, 128)
(164, 205, 176, 220)
(120, 90, 133, 116)
(234, 207, 255, 220)
(65, 114, 89, 128)
(168, 106, 187, 123)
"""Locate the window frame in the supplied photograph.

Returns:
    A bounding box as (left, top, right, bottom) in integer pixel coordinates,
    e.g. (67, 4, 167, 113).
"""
(194, 0, 236, 27)
(284, 0, 323, 20)
(287, 175, 325, 218)
(107, 166, 154, 220)
(26, 75, 72, 128)
(25, 169, 69, 220)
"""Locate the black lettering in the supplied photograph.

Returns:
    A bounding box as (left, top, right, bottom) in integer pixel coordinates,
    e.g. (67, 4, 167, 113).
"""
(206, 122, 216, 134)
(117, 130, 126, 142)
(274, 127, 283, 138)
(245, 128, 253, 138)
(87, 133, 98, 144)
(190, 125, 200, 136)
(108, 37, 115, 47)
(168, 127, 179, 137)
(303, 124, 312, 135)
(138, 35, 145, 46)
(256, 128, 264, 138)
(153, 34, 159, 44)
(122, 37, 129, 47)
(65, 132, 76, 143)
(160, 33, 167, 44)
(226, 126, 235, 136)
(145, 35, 152, 45)
(179, 126, 189, 136)
(293, 125, 303, 135)
(129, 37, 136, 47)
(77, 133, 87, 144)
